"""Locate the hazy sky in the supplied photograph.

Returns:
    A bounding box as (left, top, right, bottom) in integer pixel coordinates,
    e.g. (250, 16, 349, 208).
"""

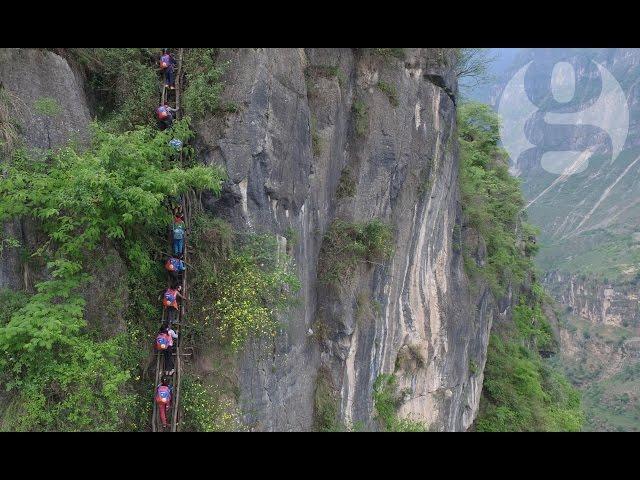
(461, 48, 521, 104)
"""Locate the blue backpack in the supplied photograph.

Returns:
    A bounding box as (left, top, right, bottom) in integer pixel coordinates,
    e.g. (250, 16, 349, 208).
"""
(169, 139, 182, 151)
(155, 332, 172, 350)
(171, 258, 185, 272)
(173, 225, 184, 240)
(160, 54, 171, 69)
(164, 290, 176, 303)
(156, 385, 171, 404)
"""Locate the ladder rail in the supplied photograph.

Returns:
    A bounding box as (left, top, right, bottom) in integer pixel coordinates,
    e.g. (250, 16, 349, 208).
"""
(153, 48, 189, 433)
(152, 307, 167, 432)
(175, 48, 184, 120)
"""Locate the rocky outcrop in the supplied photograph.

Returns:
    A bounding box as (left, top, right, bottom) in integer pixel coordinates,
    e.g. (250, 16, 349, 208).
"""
(545, 271, 640, 380)
(194, 48, 498, 431)
(0, 49, 128, 334)
(544, 271, 640, 329)
(1, 48, 91, 291)
(0, 48, 91, 150)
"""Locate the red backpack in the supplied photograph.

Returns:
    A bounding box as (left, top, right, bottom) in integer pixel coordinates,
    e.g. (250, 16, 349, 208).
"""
(156, 385, 171, 404)
(160, 54, 171, 70)
(155, 332, 173, 350)
(163, 289, 178, 308)
(156, 106, 169, 120)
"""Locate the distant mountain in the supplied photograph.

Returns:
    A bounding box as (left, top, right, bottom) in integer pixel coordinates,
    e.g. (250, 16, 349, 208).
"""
(486, 48, 640, 431)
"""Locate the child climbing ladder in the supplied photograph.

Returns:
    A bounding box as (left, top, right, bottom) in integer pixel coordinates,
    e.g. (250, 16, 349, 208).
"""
(152, 48, 187, 433)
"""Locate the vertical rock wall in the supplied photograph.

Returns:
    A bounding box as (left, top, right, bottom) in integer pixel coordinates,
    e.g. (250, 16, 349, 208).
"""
(195, 48, 496, 431)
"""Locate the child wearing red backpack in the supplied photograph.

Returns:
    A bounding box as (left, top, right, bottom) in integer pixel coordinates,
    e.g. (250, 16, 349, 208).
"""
(155, 376, 174, 429)
(159, 48, 177, 90)
(165, 256, 186, 283)
(155, 323, 178, 376)
(159, 285, 184, 323)
(156, 103, 179, 130)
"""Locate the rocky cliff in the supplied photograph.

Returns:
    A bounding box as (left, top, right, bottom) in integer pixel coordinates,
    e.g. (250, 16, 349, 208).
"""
(544, 271, 640, 381)
(1, 48, 511, 431)
(0, 48, 128, 335)
(545, 271, 640, 330)
(193, 48, 496, 431)
(544, 272, 640, 430)
(1, 48, 91, 291)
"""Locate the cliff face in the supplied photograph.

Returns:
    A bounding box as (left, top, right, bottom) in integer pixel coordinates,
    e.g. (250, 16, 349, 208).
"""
(2, 48, 506, 431)
(544, 271, 640, 430)
(545, 271, 640, 330)
(0, 48, 128, 333)
(544, 271, 640, 380)
(194, 48, 495, 431)
(0, 48, 91, 291)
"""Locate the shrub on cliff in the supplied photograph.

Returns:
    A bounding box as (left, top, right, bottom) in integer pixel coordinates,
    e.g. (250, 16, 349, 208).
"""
(182, 48, 226, 119)
(0, 121, 224, 430)
(189, 216, 301, 352)
(318, 219, 394, 285)
(476, 334, 583, 432)
(69, 48, 158, 132)
(373, 374, 427, 431)
(458, 102, 584, 432)
(458, 101, 536, 296)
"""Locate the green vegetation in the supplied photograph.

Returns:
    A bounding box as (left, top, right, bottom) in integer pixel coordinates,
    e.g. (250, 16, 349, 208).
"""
(68, 48, 159, 132)
(377, 80, 399, 107)
(0, 288, 29, 314)
(581, 362, 640, 431)
(476, 334, 584, 432)
(212, 243, 299, 351)
(34, 97, 62, 148)
(352, 98, 369, 137)
(318, 219, 393, 285)
(305, 64, 347, 89)
(552, 310, 640, 431)
(0, 48, 274, 431)
(512, 295, 556, 352)
(33, 97, 61, 117)
(469, 360, 478, 376)
(540, 231, 640, 283)
(190, 216, 300, 352)
(0, 120, 224, 431)
(459, 101, 584, 432)
(182, 48, 226, 119)
(180, 374, 244, 431)
(522, 145, 640, 284)
(372, 374, 427, 431)
(336, 166, 356, 198)
(314, 368, 428, 432)
(417, 163, 433, 197)
(284, 226, 299, 252)
(458, 102, 536, 297)
(67, 48, 227, 130)
(0, 85, 21, 156)
(314, 368, 340, 431)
